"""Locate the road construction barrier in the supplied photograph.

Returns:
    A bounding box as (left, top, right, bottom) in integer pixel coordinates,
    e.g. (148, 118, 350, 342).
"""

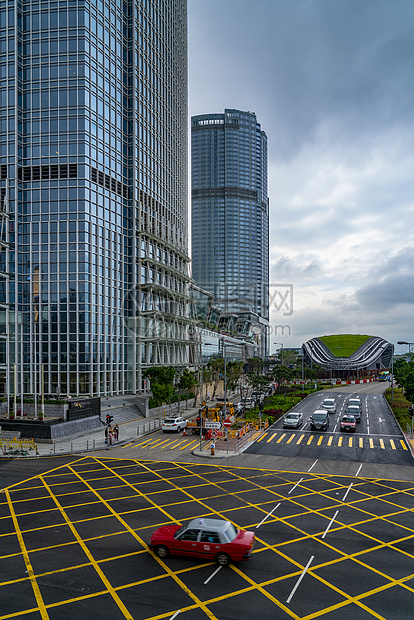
(0, 436, 39, 456)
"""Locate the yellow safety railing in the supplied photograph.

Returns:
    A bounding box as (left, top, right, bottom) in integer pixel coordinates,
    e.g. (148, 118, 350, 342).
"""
(0, 436, 39, 456)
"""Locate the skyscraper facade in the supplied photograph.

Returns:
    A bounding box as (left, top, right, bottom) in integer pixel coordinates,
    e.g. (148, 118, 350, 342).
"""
(191, 109, 269, 354)
(0, 0, 190, 397)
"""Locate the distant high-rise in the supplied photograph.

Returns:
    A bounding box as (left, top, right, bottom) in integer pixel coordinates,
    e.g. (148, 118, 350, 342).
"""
(191, 109, 269, 354)
(0, 0, 190, 396)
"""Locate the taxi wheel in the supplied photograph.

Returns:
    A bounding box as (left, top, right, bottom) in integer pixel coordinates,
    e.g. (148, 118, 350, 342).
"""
(156, 545, 169, 559)
(216, 552, 231, 566)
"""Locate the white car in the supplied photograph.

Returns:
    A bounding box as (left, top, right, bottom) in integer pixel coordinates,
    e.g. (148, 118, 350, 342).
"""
(283, 412, 304, 428)
(348, 398, 362, 411)
(321, 398, 336, 414)
(161, 416, 187, 433)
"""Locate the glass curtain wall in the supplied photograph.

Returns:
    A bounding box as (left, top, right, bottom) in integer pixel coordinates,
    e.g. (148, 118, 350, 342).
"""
(0, 0, 190, 397)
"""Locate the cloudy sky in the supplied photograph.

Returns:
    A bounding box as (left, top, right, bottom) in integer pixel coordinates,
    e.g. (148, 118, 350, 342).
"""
(188, 0, 414, 353)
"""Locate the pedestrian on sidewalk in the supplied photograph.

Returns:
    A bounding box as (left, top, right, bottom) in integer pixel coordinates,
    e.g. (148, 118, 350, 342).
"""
(109, 428, 113, 446)
(114, 424, 119, 442)
(105, 427, 108, 444)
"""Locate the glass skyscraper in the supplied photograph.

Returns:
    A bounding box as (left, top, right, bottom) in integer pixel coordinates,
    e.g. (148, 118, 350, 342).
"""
(191, 109, 269, 354)
(0, 0, 190, 397)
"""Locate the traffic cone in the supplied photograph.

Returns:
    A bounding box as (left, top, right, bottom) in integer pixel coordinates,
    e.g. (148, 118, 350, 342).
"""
(182, 428, 186, 436)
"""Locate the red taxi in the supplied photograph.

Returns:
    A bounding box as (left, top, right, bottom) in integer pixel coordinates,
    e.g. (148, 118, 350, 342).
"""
(149, 517, 255, 566)
(340, 415, 357, 432)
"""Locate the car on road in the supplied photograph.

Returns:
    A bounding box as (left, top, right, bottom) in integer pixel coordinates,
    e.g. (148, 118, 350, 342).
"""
(348, 398, 362, 411)
(321, 398, 336, 414)
(161, 416, 187, 433)
(346, 405, 361, 423)
(283, 412, 304, 428)
(310, 410, 330, 431)
(240, 398, 254, 410)
(149, 518, 255, 566)
(340, 415, 356, 432)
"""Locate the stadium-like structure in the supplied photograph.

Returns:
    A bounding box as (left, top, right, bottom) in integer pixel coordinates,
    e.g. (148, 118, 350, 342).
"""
(303, 335, 393, 380)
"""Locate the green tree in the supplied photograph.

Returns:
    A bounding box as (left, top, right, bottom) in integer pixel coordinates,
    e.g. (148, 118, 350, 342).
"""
(178, 368, 196, 407)
(144, 366, 176, 408)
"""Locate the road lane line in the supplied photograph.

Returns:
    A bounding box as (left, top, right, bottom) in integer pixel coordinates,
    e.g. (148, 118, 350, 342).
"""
(317, 435, 323, 446)
(286, 555, 314, 604)
(308, 459, 318, 472)
(296, 434, 305, 445)
(307, 435, 314, 445)
(338, 436, 343, 447)
(379, 438, 385, 449)
(359, 437, 363, 448)
(286, 434, 295, 444)
(180, 440, 197, 450)
(369, 438, 374, 448)
(322, 510, 339, 538)
(169, 611, 182, 620)
(171, 439, 187, 449)
(150, 438, 171, 449)
(390, 439, 396, 450)
(257, 433, 268, 443)
(267, 433, 277, 443)
(5, 490, 50, 620)
(256, 503, 281, 528)
(348, 437, 353, 448)
(401, 440, 408, 450)
(204, 565, 222, 584)
(342, 483, 353, 501)
(327, 436, 333, 446)
(277, 433, 286, 443)
(355, 464, 363, 476)
(288, 478, 303, 494)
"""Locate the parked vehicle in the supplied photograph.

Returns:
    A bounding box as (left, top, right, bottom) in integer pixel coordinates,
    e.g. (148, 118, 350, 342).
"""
(340, 415, 356, 432)
(161, 417, 187, 433)
(321, 398, 336, 414)
(283, 412, 304, 428)
(149, 518, 255, 566)
(346, 405, 361, 423)
(309, 410, 330, 431)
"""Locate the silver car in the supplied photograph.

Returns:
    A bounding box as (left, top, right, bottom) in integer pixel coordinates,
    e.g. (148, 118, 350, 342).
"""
(161, 416, 187, 433)
(283, 412, 304, 428)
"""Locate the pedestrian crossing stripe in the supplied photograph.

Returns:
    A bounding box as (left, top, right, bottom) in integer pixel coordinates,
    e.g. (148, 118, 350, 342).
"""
(254, 432, 409, 451)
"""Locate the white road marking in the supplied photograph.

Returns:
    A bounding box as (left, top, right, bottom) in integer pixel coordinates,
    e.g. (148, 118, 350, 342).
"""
(322, 510, 339, 538)
(307, 459, 318, 472)
(286, 555, 314, 604)
(256, 503, 281, 528)
(204, 565, 222, 585)
(169, 611, 182, 619)
(342, 483, 353, 502)
(355, 464, 363, 476)
(288, 478, 303, 494)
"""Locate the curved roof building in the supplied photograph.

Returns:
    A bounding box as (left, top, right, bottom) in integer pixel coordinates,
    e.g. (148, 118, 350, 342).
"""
(303, 335, 393, 375)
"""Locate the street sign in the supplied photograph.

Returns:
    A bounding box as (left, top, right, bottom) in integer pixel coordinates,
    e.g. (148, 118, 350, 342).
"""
(204, 421, 222, 429)
(223, 418, 232, 428)
(210, 430, 217, 438)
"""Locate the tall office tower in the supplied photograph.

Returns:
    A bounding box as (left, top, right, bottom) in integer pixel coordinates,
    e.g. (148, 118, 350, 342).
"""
(0, 0, 190, 397)
(191, 109, 269, 355)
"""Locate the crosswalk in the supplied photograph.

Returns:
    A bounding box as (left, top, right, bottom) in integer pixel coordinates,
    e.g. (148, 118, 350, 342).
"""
(256, 431, 408, 451)
(122, 435, 200, 451)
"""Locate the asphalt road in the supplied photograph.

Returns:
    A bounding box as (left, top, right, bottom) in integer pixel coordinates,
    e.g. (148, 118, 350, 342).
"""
(1, 385, 413, 619)
(245, 384, 413, 466)
(1, 456, 414, 620)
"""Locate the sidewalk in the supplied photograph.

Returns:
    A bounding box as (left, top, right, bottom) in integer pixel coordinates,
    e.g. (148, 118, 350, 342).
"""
(31, 398, 210, 457)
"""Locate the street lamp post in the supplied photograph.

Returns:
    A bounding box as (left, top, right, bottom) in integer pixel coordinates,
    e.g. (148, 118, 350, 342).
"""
(274, 343, 284, 365)
(397, 341, 414, 361)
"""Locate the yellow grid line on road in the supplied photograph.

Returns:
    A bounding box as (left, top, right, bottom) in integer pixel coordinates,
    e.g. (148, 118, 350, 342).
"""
(5, 490, 49, 620)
